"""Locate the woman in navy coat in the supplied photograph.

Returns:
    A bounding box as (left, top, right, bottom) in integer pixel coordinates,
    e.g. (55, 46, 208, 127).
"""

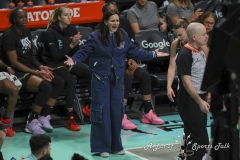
(64, 10, 168, 157)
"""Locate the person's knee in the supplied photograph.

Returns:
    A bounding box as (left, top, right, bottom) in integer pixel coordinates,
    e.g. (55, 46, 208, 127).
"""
(54, 76, 65, 89)
(9, 86, 19, 97)
(134, 68, 150, 81)
(38, 80, 52, 96)
(1, 79, 19, 97)
(65, 77, 76, 88)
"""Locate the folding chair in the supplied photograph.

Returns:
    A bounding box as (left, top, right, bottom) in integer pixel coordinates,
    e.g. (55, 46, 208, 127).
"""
(134, 30, 178, 110)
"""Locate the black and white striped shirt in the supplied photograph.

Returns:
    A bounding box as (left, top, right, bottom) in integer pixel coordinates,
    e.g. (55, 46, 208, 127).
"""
(176, 44, 206, 95)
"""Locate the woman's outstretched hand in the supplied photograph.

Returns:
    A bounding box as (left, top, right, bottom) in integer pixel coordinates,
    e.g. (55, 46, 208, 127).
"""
(155, 49, 169, 57)
(64, 55, 74, 66)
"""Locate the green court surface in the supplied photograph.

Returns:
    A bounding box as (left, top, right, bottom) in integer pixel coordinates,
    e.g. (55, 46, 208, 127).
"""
(3, 114, 213, 160)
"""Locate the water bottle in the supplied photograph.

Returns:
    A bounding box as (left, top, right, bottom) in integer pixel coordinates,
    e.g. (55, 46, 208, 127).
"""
(9, 2, 16, 9)
(48, 0, 55, 5)
(18, 1, 24, 8)
(27, 0, 33, 7)
(163, 0, 169, 7)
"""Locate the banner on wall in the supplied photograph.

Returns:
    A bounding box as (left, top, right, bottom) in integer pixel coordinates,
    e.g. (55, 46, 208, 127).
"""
(0, 2, 104, 31)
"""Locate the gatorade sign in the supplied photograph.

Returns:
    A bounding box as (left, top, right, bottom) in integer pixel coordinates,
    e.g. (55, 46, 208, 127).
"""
(27, 8, 80, 22)
(0, 1, 104, 31)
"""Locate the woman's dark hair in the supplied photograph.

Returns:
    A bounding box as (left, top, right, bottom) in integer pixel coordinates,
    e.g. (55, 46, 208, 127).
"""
(38, 155, 53, 160)
(9, 8, 26, 24)
(98, 10, 123, 46)
(71, 153, 88, 160)
(199, 11, 218, 24)
(102, 2, 118, 14)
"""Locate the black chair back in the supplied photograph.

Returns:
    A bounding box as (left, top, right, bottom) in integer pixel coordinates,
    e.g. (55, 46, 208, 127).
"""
(13, 0, 46, 7)
(135, 30, 170, 73)
(75, 26, 93, 65)
(0, 0, 12, 9)
(135, 30, 170, 53)
(119, 9, 129, 19)
(194, 0, 223, 21)
(75, 26, 93, 48)
(119, 18, 135, 43)
(32, 0, 47, 5)
(31, 29, 45, 62)
(55, 0, 69, 3)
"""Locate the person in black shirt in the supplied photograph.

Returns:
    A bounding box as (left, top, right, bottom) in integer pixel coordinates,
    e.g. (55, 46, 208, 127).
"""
(1, 8, 64, 135)
(42, 6, 92, 131)
(176, 23, 210, 160)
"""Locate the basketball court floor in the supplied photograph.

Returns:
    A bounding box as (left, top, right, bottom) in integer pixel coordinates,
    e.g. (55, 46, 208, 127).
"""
(2, 101, 213, 160)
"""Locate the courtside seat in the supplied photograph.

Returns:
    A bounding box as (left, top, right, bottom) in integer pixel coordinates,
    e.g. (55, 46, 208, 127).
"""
(13, 0, 47, 6)
(119, 9, 129, 19)
(32, 0, 47, 5)
(150, 72, 178, 108)
(0, 0, 12, 9)
(75, 26, 93, 66)
(134, 30, 170, 71)
(193, 0, 223, 21)
(31, 29, 45, 62)
(31, 29, 87, 123)
(127, 63, 148, 110)
(119, 18, 135, 43)
(134, 30, 178, 109)
(55, 0, 69, 3)
(75, 26, 93, 49)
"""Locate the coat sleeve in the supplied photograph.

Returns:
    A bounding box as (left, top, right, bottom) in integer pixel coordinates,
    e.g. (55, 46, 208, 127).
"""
(124, 31, 156, 61)
(72, 33, 96, 65)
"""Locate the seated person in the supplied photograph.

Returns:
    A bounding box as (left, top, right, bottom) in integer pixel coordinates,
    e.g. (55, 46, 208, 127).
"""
(123, 59, 165, 130)
(42, 6, 92, 131)
(1, 8, 64, 135)
(198, 11, 218, 47)
(127, 0, 167, 34)
(0, 60, 19, 137)
(167, 18, 209, 102)
(166, 0, 203, 28)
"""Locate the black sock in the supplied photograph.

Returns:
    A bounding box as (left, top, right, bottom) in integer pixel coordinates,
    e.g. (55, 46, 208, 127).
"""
(143, 100, 152, 114)
(28, 111, 40, 122)
(124, 103, 130, 111)
(66, 109, 74, 118)
(40, 105, 53, 117)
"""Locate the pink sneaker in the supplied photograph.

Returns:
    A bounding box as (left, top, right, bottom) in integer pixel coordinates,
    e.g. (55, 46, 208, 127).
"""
(141, 110, 165, 125)
(122, 114, 137, 130)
